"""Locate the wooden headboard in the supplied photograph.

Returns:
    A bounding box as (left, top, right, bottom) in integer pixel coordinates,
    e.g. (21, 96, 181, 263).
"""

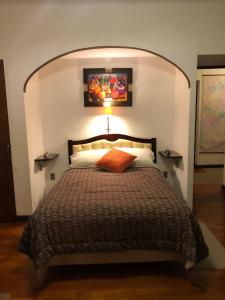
(68, 134, 157, 164)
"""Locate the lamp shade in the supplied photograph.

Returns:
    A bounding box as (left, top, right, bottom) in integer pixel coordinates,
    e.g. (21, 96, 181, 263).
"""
(103, 99, 112, 115)
(104, 106, 112, 115)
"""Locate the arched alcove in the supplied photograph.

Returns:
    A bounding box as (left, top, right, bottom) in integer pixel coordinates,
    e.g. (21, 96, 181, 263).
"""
(24, 46, 190, 93)
(24, 46, 190, 210)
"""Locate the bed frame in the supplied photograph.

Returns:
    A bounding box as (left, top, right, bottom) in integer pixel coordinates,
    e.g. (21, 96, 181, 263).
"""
(41, 134, 192, 275)
(68, 133, 157, 164)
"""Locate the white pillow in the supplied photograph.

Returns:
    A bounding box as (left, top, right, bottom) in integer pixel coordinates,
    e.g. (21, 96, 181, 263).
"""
(69, 147, 155, 169)
(70, 149, 109, 168)
(116, 147, 155, 167)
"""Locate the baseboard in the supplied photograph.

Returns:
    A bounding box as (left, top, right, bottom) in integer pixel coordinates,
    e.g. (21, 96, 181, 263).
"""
(0, 215, 29, 223)
(194, 164, 224, 168)
(15, 216, 29, 222)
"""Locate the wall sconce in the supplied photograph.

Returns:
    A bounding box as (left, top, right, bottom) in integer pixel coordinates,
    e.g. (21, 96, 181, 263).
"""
(103, 99, 112, 134)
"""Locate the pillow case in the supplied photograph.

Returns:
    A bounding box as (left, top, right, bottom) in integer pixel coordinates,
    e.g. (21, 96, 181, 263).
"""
(96, 148, 137, 173)
(69, 147, 155, 169)
(70, 149, 109, 168)
(116, 147, 155, 167)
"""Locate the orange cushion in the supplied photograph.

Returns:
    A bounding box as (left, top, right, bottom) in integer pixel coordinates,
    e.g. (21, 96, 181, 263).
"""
(96, 148, 137, 173)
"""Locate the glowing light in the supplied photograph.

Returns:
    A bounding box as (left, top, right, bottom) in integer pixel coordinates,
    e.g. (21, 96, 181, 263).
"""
(103, 98, 112, 115)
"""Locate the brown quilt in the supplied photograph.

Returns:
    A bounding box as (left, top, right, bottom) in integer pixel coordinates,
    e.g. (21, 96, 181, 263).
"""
(18, 167, 208, 268)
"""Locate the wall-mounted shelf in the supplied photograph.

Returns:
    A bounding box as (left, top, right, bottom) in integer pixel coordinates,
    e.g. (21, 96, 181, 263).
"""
(159, 150, 182, 167)
(35, 153, 59, 170)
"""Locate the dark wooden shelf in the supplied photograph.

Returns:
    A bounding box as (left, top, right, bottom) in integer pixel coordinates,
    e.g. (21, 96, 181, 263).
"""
(35, 153, 59, 170)
(35, 153, 59, 162)
(159, 150, 182, 166)
(159, 150, 182, 159)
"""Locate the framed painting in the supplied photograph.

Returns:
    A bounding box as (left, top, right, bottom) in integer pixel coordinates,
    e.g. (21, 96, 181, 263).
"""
(199, 74, 225, 153)
(83, 68, 132, 106)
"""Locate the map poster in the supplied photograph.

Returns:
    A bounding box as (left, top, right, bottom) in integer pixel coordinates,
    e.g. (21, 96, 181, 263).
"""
(200, 75, 225, 153)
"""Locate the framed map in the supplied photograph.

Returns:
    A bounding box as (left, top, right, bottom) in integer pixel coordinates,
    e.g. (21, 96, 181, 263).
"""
(200, 74, 225, 153)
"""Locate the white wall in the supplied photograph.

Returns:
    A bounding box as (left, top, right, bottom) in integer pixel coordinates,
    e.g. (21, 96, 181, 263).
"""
(24, 72, 46, 211)
(37, 55, 189, 197)
(172, 69, 190, 199)
(1, 1, 225, 214)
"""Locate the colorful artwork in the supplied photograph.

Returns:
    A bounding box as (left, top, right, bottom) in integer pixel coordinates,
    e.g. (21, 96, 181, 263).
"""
(200, 75, 225, 152)
(83, 68, 132, 106)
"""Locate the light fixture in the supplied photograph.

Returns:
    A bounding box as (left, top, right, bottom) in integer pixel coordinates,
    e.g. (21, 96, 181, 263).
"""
(103, 98, 112, 134)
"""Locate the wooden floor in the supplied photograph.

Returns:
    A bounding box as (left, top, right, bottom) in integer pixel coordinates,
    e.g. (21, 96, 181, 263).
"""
(0, 184, 224, 300)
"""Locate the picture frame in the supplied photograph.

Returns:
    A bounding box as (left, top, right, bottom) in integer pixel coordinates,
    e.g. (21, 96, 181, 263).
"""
(199, 74, 225, 153)
(83, 68, 132, 106)
(195, 68, 225, 166)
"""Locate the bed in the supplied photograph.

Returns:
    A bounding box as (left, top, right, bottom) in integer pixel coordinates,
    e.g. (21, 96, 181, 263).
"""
(18, 134, 208, 270)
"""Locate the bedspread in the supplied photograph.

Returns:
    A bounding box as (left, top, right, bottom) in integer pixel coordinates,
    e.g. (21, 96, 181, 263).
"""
(18, 167, 208, 267)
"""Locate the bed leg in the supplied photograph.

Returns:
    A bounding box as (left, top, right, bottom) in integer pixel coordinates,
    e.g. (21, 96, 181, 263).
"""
(34, 266, 48, 290)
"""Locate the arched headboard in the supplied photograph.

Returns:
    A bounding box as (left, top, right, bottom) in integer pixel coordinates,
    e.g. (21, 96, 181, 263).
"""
(68, 134, 156, 164)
